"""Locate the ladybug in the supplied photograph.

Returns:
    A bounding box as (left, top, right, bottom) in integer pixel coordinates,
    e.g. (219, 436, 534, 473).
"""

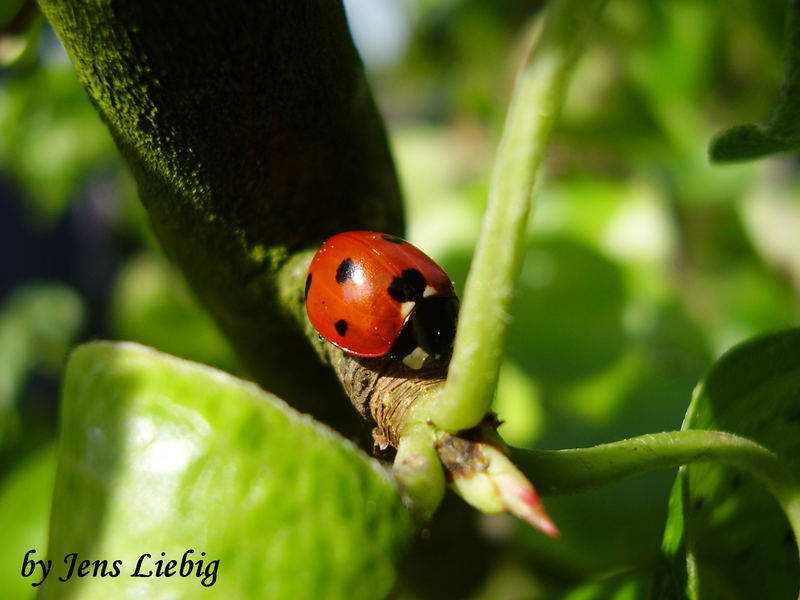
(304, 231, 459, 369)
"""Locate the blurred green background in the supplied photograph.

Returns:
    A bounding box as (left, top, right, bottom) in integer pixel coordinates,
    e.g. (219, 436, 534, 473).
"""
(1, 0, 798, 598)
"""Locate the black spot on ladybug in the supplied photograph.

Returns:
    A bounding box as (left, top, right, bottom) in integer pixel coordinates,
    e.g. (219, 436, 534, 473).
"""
(336, 258, 355, 284)
(334, 319, 348, 336)
(304, 273, 312, 301)
(381, 234, 405, 245)
(387, 268, 427, 302)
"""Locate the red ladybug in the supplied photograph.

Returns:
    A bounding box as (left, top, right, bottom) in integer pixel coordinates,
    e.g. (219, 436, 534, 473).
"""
(305, 231, 459, 369)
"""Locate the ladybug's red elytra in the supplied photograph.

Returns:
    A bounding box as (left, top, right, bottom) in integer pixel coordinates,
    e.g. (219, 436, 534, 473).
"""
(304, 231, 459, 369)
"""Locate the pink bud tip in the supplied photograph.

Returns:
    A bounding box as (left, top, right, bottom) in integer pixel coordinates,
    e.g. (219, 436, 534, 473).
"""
(499, 475, 560, 538)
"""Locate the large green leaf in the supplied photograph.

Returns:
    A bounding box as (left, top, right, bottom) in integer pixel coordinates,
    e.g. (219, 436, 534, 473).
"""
(653, 329, 800, 599)
(37, 342, 414, 600)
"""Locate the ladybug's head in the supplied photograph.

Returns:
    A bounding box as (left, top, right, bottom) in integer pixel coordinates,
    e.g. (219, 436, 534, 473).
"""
(390, 295, 459, 370)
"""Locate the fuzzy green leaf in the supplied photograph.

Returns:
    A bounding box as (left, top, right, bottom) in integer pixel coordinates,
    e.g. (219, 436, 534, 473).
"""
(653, 329, 800, 599)
(38, 342, 414, 600)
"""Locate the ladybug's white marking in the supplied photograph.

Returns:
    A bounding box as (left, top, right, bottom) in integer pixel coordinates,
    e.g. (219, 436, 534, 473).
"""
(351, 265, 367, 286)
(399, 301, 416, 319)
(402, 346, 429, 370)
(422, 285, 437, 298)
(342, 266, 368, 304)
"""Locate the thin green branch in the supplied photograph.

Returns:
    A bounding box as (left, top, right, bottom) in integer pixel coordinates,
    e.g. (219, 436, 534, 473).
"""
(425, 0, 606, 432)
(513, 430, 800, 561)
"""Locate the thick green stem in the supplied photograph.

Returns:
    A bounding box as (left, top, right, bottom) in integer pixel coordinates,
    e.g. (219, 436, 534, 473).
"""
(38, 0, 404, 428)
(513, 429, 800, 561)
(392, 423, 446, 522)
(426, 0, 606, 432)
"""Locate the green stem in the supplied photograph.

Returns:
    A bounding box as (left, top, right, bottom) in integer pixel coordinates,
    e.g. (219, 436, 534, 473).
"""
(37, 0, 403, 431)
(513, 430, 800, 560)
(392, 423, 446, 523)
(426, 0, 606, 432)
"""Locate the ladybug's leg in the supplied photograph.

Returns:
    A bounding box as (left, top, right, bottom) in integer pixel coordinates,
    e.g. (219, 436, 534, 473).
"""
(401, 346, 430, 370)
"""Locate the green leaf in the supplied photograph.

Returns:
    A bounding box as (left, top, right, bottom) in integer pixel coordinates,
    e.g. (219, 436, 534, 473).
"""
(0, 8, 42, 69)
(507, 237, 626, 383)
(654, 329, 800, 599)
(0, 444, 57, 600)
(0, 0, 28, 27)
(109, 252, 236, 373)
(0, 284, 85, 448)
(39, 342, 414, 600)
(0, 66, 118, 221)
(709, 1, 800, 162)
